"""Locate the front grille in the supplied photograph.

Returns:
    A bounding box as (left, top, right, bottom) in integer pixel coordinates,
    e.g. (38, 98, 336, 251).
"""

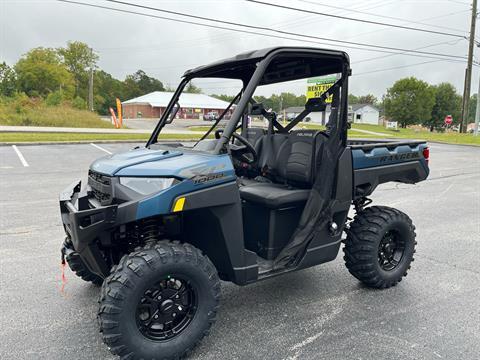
(88, 170, 113, 205)
(88, 170, 111, 185)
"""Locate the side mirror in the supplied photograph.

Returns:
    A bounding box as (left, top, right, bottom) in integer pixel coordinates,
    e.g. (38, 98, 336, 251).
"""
(165, 102, 180, 124)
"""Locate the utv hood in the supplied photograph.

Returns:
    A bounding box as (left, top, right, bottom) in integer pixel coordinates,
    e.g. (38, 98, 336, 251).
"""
(89, 147, 234, 179)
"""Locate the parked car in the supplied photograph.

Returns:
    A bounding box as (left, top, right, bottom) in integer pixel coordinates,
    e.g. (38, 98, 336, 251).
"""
(204, 111, 218, 121)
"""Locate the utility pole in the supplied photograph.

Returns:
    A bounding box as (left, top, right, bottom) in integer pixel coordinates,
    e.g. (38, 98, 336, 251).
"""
(460, 0, 477, 133)
(475, 74, 479, 135)
(88, 47, 94, 111)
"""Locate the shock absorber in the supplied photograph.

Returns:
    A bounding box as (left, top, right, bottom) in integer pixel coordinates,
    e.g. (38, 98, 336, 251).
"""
(140, 218, 160, 245)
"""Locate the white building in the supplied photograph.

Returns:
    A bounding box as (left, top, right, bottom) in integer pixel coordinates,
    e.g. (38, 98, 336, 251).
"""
(122, 91, 233, 120)
(349, 104, 380, 125)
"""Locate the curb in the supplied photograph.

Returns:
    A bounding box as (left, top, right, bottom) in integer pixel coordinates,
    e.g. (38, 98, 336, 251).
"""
(426, 140, 480, 147)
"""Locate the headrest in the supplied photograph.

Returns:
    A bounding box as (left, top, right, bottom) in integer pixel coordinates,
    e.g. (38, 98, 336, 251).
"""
(289, 129, 317, 141)
(305, 97, 327, 112)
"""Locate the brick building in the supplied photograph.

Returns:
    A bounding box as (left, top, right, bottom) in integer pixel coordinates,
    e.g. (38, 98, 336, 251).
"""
(122, 91, 233, 120)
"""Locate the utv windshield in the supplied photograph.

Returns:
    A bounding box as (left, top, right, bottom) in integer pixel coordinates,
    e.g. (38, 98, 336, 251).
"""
(146, 47, 349, 152)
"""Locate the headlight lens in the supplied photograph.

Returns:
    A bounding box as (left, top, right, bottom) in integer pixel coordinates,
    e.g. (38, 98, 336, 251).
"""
(119, 177, 176, 195)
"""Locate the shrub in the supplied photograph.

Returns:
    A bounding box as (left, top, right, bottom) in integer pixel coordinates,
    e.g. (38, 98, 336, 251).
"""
(0, 96, 113, 128)
(72, 96, 87, 110)
(45, 90, 65, 106)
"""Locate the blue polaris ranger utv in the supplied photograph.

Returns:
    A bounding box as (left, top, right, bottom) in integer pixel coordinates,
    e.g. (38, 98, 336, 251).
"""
(60, 47, 430, 359)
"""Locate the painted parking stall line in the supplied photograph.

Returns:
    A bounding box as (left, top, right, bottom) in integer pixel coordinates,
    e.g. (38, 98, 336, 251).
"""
(12, 145, 29, 167)
(90, 143, 112, 155)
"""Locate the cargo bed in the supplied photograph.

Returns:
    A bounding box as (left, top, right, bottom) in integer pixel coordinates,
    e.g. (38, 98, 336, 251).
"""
(347, 138, 429, 199)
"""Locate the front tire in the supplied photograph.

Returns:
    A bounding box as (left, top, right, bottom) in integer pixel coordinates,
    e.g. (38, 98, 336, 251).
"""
(344, 206, 416, 289)
(98, 241, 221, 360)
(63, 240, 103, 286)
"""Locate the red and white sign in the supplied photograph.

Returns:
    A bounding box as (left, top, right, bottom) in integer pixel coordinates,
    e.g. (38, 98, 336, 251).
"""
(444, 115, 453, 125)
(109, 107, 120, 128)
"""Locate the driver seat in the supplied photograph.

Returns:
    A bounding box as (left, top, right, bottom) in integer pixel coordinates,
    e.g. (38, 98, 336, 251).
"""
(239, 130, 322, 209)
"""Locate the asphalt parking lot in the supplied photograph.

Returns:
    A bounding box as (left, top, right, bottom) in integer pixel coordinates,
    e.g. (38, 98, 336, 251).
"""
(0, 141, 479, 360)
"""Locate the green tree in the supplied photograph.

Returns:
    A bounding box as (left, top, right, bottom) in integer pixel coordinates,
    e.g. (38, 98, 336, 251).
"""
(349, 94, 378, 105)
(278, 92, 306, 110)
(211, 94, 236, 102)
(15, 47, 74, 98)
(348, 94, 359, 104)
(58, 41, 98, 99)
(427, 83, 462, 131)
(185, 81, 202, 94)
(384, 77, 435, 128)
(357, 94, 378, 105)
(123, 70, 165, 99)
(468, 93, 477, 123)
(0, 62, 17, 97)
(94, 70, 124, 114)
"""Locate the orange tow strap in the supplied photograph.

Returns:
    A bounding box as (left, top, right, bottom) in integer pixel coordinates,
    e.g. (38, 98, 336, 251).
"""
(60, 257, 68, 296)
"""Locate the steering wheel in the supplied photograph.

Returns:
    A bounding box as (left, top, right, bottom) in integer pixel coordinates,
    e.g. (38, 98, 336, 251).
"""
(215, 129, 258, 164)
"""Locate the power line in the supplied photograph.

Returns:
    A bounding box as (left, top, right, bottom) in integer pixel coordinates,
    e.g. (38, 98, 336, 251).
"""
(356, 38, 465, 64)
(246, 0, 467, 39)
(98, 0, 468, 60)
(57, 0, 468, 63)
(294, 0, 468, 34)
(342, 9, 472, 42)
(354, 59, 445, 76)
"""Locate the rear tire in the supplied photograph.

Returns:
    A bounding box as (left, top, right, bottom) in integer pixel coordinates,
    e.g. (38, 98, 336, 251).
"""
(98, 240, 220, 360)
(344, 206, 416, 289)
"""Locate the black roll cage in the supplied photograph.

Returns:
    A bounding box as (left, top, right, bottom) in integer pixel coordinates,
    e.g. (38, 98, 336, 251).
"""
(146, 47, 351, 151)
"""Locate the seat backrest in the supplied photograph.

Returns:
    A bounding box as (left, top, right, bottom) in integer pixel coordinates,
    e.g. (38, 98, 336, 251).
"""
(242, 127, 267, 153)
(283, 130, 318, 187)
(257, 133, 289, 172)
(253, 129, 319, 188)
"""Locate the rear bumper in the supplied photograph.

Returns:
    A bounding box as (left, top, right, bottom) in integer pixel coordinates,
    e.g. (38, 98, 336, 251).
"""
(59, 180, 121, 277)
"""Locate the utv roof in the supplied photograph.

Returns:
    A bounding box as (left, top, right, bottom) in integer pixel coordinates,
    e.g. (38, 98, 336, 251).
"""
(183, 46, 349, 85)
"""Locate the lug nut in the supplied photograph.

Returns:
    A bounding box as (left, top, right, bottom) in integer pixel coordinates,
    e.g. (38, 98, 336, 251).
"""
(172, 313, 176, 317)
(178, 306, 182, 311)
(154, 315, 159, 319)
(157, 296, 162, 300)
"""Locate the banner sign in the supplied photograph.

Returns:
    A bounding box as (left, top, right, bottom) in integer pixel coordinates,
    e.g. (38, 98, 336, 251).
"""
(109, 107, 119, 128)
(116, 98, 123, 127)
(306, 75, 337, 103)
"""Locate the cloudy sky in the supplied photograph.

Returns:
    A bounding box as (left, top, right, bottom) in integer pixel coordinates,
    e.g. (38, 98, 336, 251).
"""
(1, 0, 478, 99)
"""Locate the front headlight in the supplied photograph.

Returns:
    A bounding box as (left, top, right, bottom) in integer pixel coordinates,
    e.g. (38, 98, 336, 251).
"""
(119, 177, 176, 195)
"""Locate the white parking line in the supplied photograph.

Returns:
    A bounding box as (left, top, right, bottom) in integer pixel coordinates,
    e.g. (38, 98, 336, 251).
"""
(12, 145, 29, 167)
(90, 143, 112, 155)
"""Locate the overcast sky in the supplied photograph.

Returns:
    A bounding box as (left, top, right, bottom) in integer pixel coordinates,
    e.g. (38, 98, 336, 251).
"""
(1, 0, 478, 99)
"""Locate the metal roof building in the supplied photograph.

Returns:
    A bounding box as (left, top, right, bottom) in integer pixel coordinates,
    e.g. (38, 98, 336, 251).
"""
(122, 91, 232, 120)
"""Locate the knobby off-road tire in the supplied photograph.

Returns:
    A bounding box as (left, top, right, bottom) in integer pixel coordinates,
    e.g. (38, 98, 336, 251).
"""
(65, 250, 103, 286)
(98, 240, 221, 360)
(344, 206, 417, 289)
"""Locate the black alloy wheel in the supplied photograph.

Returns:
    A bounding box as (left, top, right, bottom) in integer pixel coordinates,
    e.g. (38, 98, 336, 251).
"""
(98, 240, 220, 360)
(377, 230, 406, 271)
(136, 276, 197, 341)
(344, 206, 417, 289)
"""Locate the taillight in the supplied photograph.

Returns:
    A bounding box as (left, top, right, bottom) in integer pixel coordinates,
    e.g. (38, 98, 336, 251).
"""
(422, 147, 430, 165)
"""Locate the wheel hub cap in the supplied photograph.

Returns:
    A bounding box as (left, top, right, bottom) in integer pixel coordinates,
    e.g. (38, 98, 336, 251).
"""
(378, 230, 406, 271)
(136, 277, 197, 341)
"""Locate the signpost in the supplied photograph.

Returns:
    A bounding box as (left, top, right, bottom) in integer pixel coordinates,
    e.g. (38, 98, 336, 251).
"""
(386, 121, 398, 130)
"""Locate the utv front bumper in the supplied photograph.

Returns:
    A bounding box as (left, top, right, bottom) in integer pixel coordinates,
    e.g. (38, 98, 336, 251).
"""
(59, 180, 136, 278)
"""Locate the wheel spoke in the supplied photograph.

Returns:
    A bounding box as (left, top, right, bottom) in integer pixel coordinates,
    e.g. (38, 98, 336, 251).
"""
(136, 275, 197, 341)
